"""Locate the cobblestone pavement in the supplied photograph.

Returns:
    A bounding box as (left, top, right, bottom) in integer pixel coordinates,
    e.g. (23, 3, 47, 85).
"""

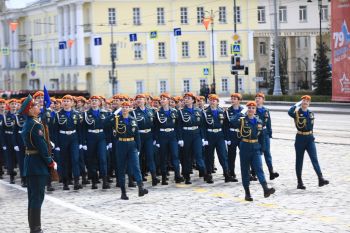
(1, 111, 350, 233)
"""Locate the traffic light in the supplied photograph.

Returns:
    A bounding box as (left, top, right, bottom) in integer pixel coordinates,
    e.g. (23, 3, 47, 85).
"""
(245, 66, 249, 75)
(231, 55, 244, 74)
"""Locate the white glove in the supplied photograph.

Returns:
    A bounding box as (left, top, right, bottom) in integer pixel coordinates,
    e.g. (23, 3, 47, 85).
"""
(108, 143, 112, 149)
(53, 161, 58, 170)
(106, 145, 109, 150)
(14, 146, 20, 151)
(295, 100, 303, 107)
(50, 141, 55, 149)
(55, 147, 60, 151)
(153, 140, 156, 146)
(137, 151, 140, 156)
(156, 144, 160, 148)
(225, 140, 231, 146)
(2, 146, 7, 150)
(178, 140, 184, 147)
(202, 139, 208, 146)
(79, 144, 83, 149)
(82, 145, 87, 151)
(240, 107, 248, 115)
(114, 107, 122, 116)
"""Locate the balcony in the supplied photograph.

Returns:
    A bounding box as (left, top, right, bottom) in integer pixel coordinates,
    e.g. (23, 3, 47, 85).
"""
(20, 61, 28, 68)
(83, 24, 91, 32)
(85, 57, 92, 65)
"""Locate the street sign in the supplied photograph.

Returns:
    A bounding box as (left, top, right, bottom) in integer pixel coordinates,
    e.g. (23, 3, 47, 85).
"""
(231, 43, 241, 55)
(1, 47, 9, 56)
(94, 37, 102, 46)
(253, 77, 264, 82)
(174, 28, 182, 36)
(150, 31, 158, 39)
(129, 33, 138, 42)
(203, 68, 210, 76)
(28, 63, 36, 71)
(232, 33, 240, 42)
(30, 70, 36, 77)
(59, 41, 67, 50)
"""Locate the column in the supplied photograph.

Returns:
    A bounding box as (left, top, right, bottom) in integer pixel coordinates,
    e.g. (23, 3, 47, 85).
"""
(169, 32, 177, 63)
(76, 2, 85, 66)
(147, 36, 155, 64)
(91, 35, 100, 65)
(286, 36, 296, 93)
(309, 35, 317, 88)
(57, 7, 64, 66)
(248, 30, 254, 61)
(63, 5, 69, 66)
(70, 4, 77, 65)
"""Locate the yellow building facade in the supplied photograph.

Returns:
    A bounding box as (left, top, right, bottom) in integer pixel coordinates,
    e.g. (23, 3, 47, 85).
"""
(0, 0, 258, 97)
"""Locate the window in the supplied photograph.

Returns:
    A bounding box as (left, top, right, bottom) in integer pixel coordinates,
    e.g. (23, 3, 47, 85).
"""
(279, 6, 287, 22)
(50, 79, 59, 90)
(219, 6, 226, 23)
(159, 80, 168, 93)
(259, 42, 266, 55)
(183, 79, 190, 93)
(197, 7, 204, 24)
(180, 7, 188, 24)
(220, 40, 227, 56)
(304, 37, 308, 48)
(257, 6, 266, 23)
(299, 6, 307, 22)
(234, 6, 241, 23)
(321, 5, 328, 21)
(133, 7, 141, 25)
(157, 7, 165, 24)
(29, 79, 40, 90)
(296, 37, 301, 49)
(198, 41, 205, 57)
(108, 8, 116, 25)
(182, 41, 189, 57)
(136, 81, 144, 94)
(158, 42, 166, 59)
(134, 43, 142, 59)
(221, 78, 228, 92)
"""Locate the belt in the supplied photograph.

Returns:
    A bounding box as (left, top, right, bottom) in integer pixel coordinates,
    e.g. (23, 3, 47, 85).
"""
(207, 128, 222, 133)
(4, 131, 13, 134)
(229, 128, 240, 132)
(242, 138, 258, 143)
(160, 128, 174, 132)
(183, 126, 198, 130)
(297, 131, 313, 135)
(59, 130, 76, 135)
(88, 129, 104, 133)
(139, 129, 152, 133)
(118, 137, 134, 142)
(25, 149, 39, 155)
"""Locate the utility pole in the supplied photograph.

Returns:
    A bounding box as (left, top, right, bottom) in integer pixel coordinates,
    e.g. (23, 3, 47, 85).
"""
(109, 24, 117, 95)
(210, 9, 216, 94)
(273, 0, 282, 95)
(233, 0, 238, 93)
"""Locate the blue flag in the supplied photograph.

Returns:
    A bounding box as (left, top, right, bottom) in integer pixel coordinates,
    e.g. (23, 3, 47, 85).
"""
(43, 85, 51, 109)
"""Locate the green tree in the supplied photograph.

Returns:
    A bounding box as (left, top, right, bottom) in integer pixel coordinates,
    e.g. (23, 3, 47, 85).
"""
(269, 38, 288, 95)
(313, 43, 332, 95)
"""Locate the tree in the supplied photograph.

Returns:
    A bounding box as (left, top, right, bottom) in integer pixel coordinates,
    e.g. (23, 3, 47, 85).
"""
(313, 43, 332, 95)
(269, 38, 288, 95)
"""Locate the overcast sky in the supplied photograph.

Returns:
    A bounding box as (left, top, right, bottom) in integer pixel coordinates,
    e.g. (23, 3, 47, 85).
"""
(6, 0, 37, 9)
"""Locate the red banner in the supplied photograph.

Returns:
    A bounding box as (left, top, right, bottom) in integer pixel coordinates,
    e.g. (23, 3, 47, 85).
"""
(331, 0, 350, 102)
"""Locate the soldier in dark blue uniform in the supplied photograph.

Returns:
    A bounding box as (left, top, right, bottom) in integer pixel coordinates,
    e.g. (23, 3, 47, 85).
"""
(178, 92, 210, 184)
(224, 93, 243, 182)
(230, 101, 275, 201)
(288, 95, 329, 189)
(18, 94, 56, 233)
(0, 98, 7, 179)
(2, 99, 19, 184)
(82, 96, 110, 189)
(203, 94, 233, 183)
(154, 93, 184, 185)
(106, 101, 148, 200)
(132, 94, 159, 186)
(255, 93, 279, 180)
(52, 95, 82, 190)
(16, 99, 27, 187)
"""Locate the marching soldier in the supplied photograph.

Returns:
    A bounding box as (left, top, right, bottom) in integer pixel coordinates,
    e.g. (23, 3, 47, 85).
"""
(82, 96, 110, 189)
(203, 94, 233, 183)
(288, 95, 329, 189)
(52, 95, 83, 190)
(18, 94, 56, 233)
(178, 92, 210, 184)
(106, 101, 148, 200)
(255, 93, 279, 180)
(230, 101, 275, 201)
(132, 94, 160, 186)
(0, 98, 7, 179)
(154, 93, 184, 185)
(16, 99, 27, 187)
(224, 93, 243, 182)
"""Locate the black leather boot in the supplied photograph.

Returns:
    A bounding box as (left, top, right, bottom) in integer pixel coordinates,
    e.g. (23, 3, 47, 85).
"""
(161, 174, 168, 185)
(128, 175, 136, 187)
(151, 173, 160, 186)
(82, 174, 90, 185)
(91, 176, 98, 189)
(120, 186, 129, 200)
(73, 177, 82, 190)
(137, 182, 148, 197)
(30, 208, 43, 233)
(175, 176, 184, 183)
(184, 174, 192, 184)
(205, 173, 214, 184)
(262, 182, 275, 198)
(244, 187, 253, 201)
(297, 177, 306, 190)
(63, 179, 70, 190)
(269, 167, 279, 180)
(224, 172, 234, 183)
(318, 174, 329, 187)
(230, 171, 238, 182)
(10, 175, 15, 184)
(102, 177, 111, 189)
(21, 177, 28, 188)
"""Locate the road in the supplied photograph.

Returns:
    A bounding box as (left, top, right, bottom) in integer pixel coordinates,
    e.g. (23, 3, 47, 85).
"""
(0, 110, 349, 233)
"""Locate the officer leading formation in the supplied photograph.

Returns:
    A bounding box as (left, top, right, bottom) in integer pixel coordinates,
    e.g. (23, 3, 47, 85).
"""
(0, 91, 329, 204)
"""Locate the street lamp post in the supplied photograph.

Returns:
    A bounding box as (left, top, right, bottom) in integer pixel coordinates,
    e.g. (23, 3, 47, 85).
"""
(109, 23, 117, 95)
(273, 0, 282, 95)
